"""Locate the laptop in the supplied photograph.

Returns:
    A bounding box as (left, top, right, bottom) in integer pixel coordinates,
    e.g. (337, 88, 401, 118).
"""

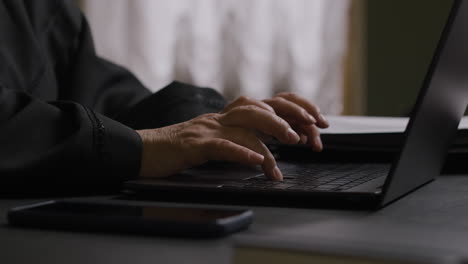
(123, 0, 468, 210)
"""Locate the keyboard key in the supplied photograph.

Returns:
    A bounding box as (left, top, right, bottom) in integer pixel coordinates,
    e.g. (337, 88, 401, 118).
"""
(222, 163, 390, 192)
(270, 183, 295, 190)
(311, 186, 335, 191)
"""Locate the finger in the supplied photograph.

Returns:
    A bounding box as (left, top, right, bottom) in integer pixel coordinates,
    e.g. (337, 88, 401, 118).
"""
(263, 97, 316, 125)
(220, 127, 282, 180)
(255, 131, 274, 143)
(203, 139, 265, 166)
(296, 124, 323, 152)
(299, 133, 308, 144)
(219, 105, 300, 144)
(221, 96, 275, 114)
(276, 92, 329, 128)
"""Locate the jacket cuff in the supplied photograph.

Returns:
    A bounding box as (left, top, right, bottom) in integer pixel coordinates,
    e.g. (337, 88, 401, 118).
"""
(116, 81, 227, 129)
(98, 113, 142, 182)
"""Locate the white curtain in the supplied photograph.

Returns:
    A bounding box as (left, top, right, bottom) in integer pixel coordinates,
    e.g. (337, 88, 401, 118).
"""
(84, 0, 350, 114)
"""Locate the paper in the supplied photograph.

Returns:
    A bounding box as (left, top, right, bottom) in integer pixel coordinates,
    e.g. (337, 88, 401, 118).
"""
(323, 115, 468, 134)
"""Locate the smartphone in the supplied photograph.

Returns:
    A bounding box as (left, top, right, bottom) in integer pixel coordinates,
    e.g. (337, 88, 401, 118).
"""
(7, 200, 253, 238)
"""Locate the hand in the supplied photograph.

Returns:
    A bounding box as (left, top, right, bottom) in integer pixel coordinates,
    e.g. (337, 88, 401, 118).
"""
(221, 93, 329, 150)
(137, 93, 328, 181)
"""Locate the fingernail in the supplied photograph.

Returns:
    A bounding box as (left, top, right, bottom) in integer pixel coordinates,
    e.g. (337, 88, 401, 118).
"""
(309, 114, 317, 123)
(314, 136, 323, 152)
(300, 134, 308, 144)
(273, 166, 283, 181)
(304, 112, 316, 123)
(287, 128, 300, 143)
(319, 114, 329, 126)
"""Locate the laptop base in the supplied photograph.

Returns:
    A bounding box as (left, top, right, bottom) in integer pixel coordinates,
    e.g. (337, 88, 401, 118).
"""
(119, 186, 382, 210)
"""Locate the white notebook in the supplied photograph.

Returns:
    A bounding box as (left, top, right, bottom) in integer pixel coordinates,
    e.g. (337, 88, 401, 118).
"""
(314, 116, 468, 152)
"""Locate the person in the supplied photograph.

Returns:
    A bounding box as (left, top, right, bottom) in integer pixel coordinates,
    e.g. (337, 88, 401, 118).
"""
(0, 0, 329, 196)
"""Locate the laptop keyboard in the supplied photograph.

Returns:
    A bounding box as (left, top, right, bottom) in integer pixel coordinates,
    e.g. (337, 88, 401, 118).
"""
(221, 163, 390, 192)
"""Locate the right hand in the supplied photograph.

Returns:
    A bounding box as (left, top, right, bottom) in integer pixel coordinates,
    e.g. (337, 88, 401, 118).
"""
(136, 105, 312, 181)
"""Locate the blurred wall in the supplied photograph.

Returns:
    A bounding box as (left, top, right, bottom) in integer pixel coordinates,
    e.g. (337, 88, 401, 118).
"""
(343, 0, 366, 115)
(365, 0, 454, 116)
(77, 0, 454, 117)
(82, 0, 350, 115)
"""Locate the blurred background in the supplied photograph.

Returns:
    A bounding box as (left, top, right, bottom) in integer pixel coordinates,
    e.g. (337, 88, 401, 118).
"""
(79, 0, 454, 116)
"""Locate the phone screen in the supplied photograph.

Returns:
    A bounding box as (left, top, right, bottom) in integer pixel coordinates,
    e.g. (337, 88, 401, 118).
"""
(26, 202, 245, 222)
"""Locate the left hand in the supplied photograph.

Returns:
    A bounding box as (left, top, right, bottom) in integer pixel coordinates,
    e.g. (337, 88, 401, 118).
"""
(220, 92, 329, 152)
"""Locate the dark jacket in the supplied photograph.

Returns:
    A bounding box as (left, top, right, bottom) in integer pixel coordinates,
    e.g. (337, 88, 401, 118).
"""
(0, 0, 226, 196)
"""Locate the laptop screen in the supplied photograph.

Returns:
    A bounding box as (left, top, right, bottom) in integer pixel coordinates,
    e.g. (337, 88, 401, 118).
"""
(381, 0, 468, 206)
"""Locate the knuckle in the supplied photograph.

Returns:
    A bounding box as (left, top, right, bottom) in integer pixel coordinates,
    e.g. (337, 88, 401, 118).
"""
(231, 105, 261, 115)
(179, 132, 206, 152)
(211, 139, 230, 151)
(309, 104, 320, 113)
(243, 130, 260, 143)
(272, 96, 287, 103)
(198, 113, 220, 121)
(230, 127, 256, 142)
(264, 104, 275, 114)
(277, 92, 295, 98)
(179, 129, 200, 140)
(259, 99, 276, 113)
(194, 114, 221, 128)
(273, 115, 289, 127)
(238, 95, 251, 102)
(242, 104, 261, 112)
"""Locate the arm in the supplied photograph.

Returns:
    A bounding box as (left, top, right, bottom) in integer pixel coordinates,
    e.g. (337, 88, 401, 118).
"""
(0, 0, 328, 196)
(67, 4, 329, 182)
(0, 87, 141, 196)
(0, 0, 145, 196)
(0, 0, 228, 196)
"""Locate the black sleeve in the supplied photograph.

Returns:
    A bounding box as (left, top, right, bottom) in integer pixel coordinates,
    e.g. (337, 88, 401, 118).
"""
(0, 0, 227, 196)
(0, 87, 142, 196)
(0, 1, 142, 196)
(62, 9, 227, 128)
(116, 81, 227, 130)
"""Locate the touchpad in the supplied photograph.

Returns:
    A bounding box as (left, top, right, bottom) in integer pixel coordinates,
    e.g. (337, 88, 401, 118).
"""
(133, 161, 264, 187)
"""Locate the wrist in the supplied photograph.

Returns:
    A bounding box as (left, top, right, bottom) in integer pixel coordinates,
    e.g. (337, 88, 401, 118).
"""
(136, 130, 151, 179)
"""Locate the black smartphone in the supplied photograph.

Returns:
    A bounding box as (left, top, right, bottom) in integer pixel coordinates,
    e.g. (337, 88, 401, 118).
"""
(7, 200, 253, 238)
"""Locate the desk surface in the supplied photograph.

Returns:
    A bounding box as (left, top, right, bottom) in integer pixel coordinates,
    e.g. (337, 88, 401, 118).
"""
(2, 175, 468, 264)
